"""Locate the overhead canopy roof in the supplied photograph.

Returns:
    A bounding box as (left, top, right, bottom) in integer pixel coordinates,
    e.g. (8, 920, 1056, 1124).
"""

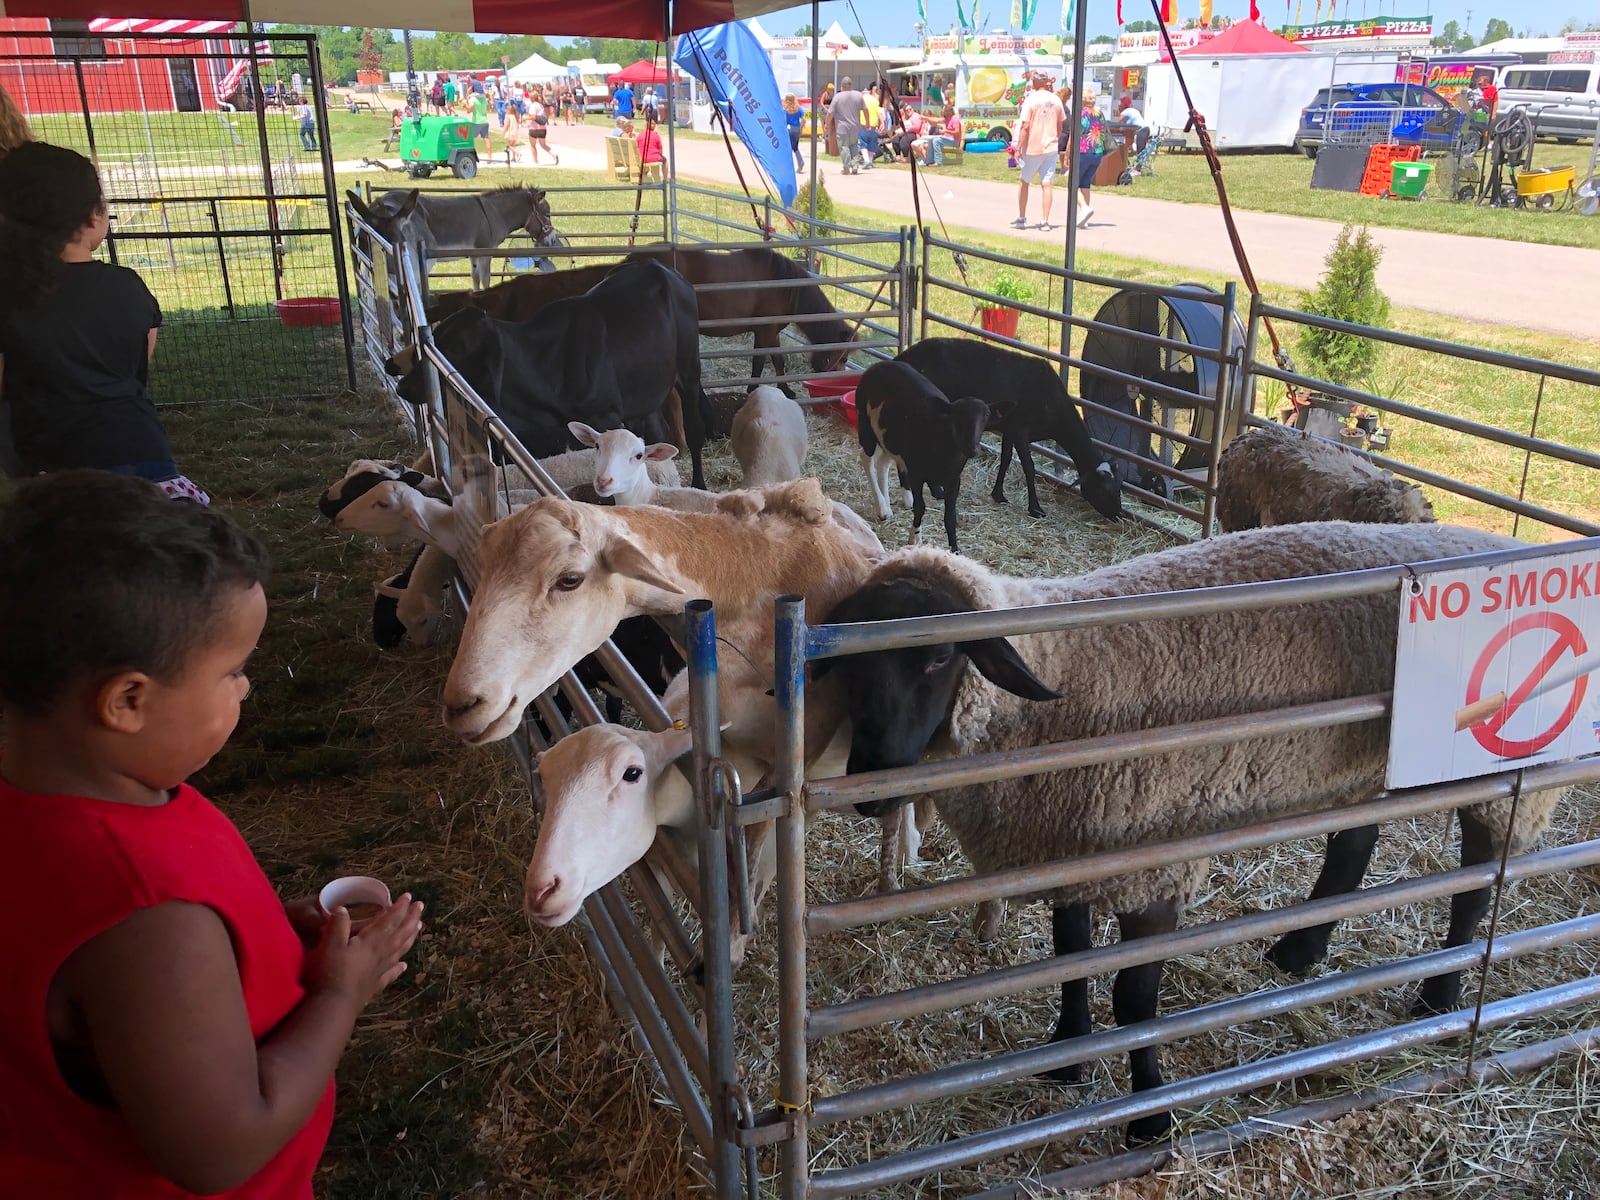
(0, 0, 797, 39)
(1177, 20, 1307, 56)
(608, 58, 677, 84)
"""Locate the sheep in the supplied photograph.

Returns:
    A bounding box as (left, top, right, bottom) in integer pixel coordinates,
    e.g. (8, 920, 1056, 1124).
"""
(814, 521, 1562, 1144)
(856, 359, 994, 554)
(569, 420, 884, 558)
(896, 337, 1122, 521)
(1216, 422, 1435, 532)
(318, 457, 449, 520)
(732, 385, 809, 487)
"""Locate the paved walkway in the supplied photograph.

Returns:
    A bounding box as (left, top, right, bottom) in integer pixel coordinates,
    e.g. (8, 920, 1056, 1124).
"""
(344, 121, 1600, 343)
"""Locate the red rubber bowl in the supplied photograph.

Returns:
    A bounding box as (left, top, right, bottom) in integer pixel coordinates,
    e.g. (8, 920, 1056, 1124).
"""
(804, 374, 862, 399)
(827, 388, 859, 430)
(273, 297, 343, 328)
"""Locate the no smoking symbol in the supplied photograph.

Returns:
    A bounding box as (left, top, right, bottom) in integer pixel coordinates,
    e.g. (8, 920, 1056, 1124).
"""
(1461, 612, 1591, 759)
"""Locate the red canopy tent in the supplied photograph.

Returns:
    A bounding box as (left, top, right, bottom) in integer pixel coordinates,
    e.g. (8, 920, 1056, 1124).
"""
(1176, 20, 1307, 56)
(0, 0, 795, 39)
(607, 59, 675, 86)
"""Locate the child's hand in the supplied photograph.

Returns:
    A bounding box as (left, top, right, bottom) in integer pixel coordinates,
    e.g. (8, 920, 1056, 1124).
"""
(306, 895, 424, 1008)
(283, 896, 326, 945)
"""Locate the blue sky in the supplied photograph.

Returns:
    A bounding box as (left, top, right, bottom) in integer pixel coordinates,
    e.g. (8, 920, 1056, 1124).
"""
(746, 0, 1595, 43)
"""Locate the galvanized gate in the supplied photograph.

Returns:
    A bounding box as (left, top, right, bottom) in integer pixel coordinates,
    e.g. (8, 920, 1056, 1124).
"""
(1, 30, 355, 403)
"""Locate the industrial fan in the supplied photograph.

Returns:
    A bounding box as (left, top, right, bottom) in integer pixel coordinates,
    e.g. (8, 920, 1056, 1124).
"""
(1078, 284, 1252, 498)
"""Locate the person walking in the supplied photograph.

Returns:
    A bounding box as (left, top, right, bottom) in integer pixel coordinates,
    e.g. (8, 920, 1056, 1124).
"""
(526, 94, 559, 164)
(828, 76, 866, 176)
(613, 79, 635, 122)
(859, 82, 882, 167)
(783, 93, 805, 171)
(295, 98, 317, 152)
(573, 80, 587, 122)
(469, 86, 491, 161)
(1073, 90, 1112, 228)
(1013, 72, 1065, 230)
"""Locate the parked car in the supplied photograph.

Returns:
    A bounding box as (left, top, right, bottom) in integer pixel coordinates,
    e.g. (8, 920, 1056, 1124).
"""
(1497, 63, 1600, 142)
(1294, 83, 1467, 157)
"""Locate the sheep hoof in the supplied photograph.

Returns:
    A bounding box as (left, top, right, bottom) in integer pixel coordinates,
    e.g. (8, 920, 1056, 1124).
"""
(1027, 504, 1046, 519)
(990, 489, 1007, 504)
(684, 956, 706, 988)
(1125, 1111, 1173, 1146)
(1265, 930, 1330, 976)
(1039, 1061, 1082, 1086)
(1414, 974, 1461, 1018)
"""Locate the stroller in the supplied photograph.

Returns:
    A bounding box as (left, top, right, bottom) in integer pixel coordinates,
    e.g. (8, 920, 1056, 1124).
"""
(1118, 125, 1163, 184)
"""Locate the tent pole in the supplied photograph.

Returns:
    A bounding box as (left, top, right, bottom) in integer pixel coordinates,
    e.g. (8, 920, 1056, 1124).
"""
(1058, 0, 1090, 378)
(809, 0, 819, 265)
(665, 1, 678, 243)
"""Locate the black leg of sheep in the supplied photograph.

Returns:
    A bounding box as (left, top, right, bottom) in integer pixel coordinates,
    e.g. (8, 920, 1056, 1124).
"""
(1265, 823, 1382, 975)
(1114, 899, 1181, 1145)
(1042, 903, 1094, 1085)
(1416, 810, 1497, 1017)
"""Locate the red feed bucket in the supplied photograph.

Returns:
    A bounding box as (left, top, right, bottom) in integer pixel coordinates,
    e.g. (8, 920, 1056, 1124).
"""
(273, 297, 343, 328)
(804, 374, 862, 399)
(830, 388, 860, 430)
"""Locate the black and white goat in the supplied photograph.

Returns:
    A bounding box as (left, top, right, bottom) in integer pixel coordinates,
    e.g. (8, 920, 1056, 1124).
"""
(856, 360, 995, 554)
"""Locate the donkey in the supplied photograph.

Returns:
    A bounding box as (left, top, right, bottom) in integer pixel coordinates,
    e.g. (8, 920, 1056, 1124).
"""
(349, 186, 556, 290)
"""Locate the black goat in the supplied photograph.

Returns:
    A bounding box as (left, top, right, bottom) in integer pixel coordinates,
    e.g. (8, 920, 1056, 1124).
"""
(896, 338, 1121, 521)
(856, 360, 994, 554)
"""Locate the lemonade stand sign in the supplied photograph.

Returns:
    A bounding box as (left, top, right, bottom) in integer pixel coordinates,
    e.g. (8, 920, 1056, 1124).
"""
(893, 34, 1064, 145)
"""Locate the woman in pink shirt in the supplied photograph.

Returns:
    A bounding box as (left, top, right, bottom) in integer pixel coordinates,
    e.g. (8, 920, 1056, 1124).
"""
(637, 113, 665, 167)
(893, 104, 924, 163)
(916, 102, 963, 166)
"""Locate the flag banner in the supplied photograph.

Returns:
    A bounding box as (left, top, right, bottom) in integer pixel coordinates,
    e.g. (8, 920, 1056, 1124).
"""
(1021, 0, 1039, 30)
(1200, 0, 1213, 24)
(675, 22, 797, 208)
(1012, 0, 1022, 28)
(917, 0, 928, 21)
(957, 0, 972, 29)
(1064, 0, 1076, 31)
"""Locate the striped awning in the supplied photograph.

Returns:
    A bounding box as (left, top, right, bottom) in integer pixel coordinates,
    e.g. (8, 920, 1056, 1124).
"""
(87, 17, 239, 34)
(1, 0, 799, 38)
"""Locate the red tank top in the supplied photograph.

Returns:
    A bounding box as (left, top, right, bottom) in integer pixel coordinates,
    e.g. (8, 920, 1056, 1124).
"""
(0, 775, 335, 1197)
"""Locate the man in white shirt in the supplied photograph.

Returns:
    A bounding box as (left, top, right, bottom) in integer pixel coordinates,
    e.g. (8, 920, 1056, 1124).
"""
(1117, 95, 1147, 128)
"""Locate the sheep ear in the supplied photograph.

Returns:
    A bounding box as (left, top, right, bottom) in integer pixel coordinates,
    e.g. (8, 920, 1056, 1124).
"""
(600, 536, 684, 595)
(645, 723, 695, 771)
(568, 421, 602, 448)
(644, 443, 680, 462)
(398, 469, 428, 488)
(959, 639, 1061, 702)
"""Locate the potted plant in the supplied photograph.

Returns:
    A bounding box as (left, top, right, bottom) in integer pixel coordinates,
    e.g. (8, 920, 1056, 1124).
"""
(356, 29, 384, 88)
(1292, 223, 1391, 441)
(978, 269, 1034, 339)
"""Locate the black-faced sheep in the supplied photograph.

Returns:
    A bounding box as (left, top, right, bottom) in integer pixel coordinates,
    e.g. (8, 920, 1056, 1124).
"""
(856, 359, 994, 554)
(896, 338, 1122, 521)
(816, 522, 1561, 1144)
(1216, 423, 1435, 532)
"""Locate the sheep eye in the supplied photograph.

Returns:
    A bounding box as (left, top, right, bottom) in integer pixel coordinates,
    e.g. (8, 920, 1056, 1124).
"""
(924, 649, 953, 674)
(622, 765, 643, 783)
(633, 452, 644, 461)
(553, 573, 584, 592)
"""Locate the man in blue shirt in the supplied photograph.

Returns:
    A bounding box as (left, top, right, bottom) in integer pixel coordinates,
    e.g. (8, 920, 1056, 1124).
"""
(614, 82, 635, 119)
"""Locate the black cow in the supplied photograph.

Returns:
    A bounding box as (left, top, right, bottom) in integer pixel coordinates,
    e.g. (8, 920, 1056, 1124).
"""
(388, 259, 714, 489)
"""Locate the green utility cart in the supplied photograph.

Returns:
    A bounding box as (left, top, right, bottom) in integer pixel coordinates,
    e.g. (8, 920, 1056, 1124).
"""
(398, 115, 479, 179)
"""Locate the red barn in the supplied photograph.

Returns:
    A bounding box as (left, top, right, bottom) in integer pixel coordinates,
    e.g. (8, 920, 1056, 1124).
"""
(0, 17, 241, 115)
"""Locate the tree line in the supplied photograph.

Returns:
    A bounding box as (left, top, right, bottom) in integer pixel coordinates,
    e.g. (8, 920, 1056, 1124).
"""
(264, 27, 663, 85)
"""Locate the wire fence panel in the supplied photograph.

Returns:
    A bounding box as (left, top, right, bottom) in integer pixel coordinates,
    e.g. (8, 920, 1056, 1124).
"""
(1, 32, 355, 404)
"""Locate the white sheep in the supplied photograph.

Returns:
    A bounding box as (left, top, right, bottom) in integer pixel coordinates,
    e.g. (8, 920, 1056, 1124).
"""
(1215, 422, 1435, 532)
(817, 521, 1563, 1144)
(568, 421, 723, 511)
(731, 385, 809, 487)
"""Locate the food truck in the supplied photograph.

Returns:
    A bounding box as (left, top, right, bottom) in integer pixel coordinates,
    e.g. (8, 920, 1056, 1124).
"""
(890, 34, 1065, 146)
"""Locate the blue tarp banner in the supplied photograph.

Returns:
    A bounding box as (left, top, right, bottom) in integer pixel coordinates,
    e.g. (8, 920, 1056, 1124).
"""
(675, 21, 798, 208)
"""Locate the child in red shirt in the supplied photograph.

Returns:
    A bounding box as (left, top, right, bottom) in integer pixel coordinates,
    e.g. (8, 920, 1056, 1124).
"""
(0, 471, 423, 1197)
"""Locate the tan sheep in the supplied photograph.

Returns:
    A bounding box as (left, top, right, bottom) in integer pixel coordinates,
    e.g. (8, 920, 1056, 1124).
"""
(1215, 422, 1434, 532)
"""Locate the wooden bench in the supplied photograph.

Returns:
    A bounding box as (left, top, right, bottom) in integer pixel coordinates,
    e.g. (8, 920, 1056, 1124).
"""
(605, 135, 664, 184)
(944, 143, 965, 167)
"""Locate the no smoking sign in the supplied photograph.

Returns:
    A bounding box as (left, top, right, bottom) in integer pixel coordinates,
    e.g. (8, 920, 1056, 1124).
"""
(1389, 548, 1600, 789)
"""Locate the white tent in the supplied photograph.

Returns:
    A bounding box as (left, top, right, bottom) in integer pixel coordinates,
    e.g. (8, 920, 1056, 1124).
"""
(820, 19, 853, 55)
(506, 52, 566, 81)
(745, 16, 779, 49)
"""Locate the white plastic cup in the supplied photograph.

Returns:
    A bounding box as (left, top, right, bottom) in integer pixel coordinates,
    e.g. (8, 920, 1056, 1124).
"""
(318, 875, 393, 930)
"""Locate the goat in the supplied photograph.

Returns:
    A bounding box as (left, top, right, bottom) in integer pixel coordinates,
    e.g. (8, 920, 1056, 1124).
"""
(856, 360, 994, 553)
(732, 385, 809, 487)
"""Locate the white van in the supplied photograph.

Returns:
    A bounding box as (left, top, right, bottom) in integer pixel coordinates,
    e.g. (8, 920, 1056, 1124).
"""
(1496, 62, 1600, 141)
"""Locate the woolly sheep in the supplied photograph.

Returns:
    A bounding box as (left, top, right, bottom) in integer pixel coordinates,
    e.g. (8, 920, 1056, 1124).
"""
(1215, 423, 1434, 532)
(816, 522, 1561, 1143)
(731, 385, 809, 487)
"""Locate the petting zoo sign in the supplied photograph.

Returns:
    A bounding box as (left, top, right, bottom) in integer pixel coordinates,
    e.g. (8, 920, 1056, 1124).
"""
(1388, 546, 1600, 788)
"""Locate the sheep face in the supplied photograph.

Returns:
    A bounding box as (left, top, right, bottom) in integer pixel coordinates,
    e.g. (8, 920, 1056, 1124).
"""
(319, 460, 412, 519)
(332, 479, 418, 539)
(814, 576, 1060, 810)
(527, 723, 694, 925)
(1079, 460, 1122, 521)
(441, 499, 686, 744)
(570, 422, 678, 502)
(951, 397, 992, 460)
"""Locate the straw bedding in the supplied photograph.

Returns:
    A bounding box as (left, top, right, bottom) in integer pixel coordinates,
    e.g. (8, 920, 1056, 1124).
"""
(165, 368, 1598, 1199)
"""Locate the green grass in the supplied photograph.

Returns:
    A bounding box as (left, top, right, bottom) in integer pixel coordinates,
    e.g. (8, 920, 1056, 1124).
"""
(870, 139, 1600, 250)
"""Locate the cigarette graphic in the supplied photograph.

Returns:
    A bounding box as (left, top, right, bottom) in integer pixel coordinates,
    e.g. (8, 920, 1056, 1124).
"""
(1454, 649, 1600, 732)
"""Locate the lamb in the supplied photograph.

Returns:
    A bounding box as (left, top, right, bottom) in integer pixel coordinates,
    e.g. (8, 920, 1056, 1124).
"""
(1216, 422, 1435, 532)
(856, 359, 994, 553)
(569, 421, 884, 558)
(731, 385, 809, 487)
(318, 457, 450, 520)
(896, 337, 1122, 521)
(815, 522, 1561, 1144)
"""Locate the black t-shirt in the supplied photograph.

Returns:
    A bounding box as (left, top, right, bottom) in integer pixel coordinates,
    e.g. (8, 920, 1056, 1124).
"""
(0, 260, 170, 472)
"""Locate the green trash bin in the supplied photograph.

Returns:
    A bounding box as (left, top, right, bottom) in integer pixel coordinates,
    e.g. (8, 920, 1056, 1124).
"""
(1390, 160, 1434, 198)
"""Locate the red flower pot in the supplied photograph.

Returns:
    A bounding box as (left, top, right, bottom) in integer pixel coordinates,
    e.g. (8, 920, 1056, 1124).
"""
(980, 305, 1021, 339)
